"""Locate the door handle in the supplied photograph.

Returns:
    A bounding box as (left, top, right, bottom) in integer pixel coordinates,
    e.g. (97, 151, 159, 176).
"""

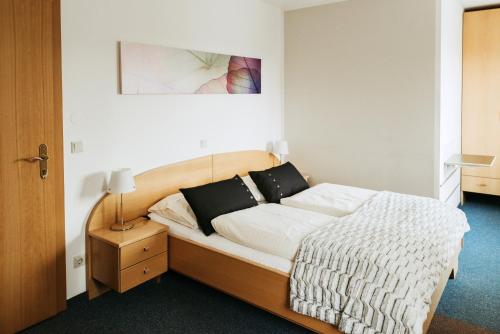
(26, 156, 48, 162)
(24, 144, 49, 179)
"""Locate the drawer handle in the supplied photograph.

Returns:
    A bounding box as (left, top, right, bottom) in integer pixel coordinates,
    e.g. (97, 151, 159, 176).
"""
(478, 183, 487, 187)
(143, 246, 150, 252)
(144, 267, 150, 274)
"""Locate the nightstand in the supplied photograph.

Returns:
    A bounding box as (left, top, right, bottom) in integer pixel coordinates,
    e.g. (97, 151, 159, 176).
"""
(89, 218, 168, 293)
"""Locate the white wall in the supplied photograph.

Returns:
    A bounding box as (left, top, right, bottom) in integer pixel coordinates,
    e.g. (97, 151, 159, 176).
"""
(285, 0, 438, 196)
(61, 0, 284, 298)
(437, 0, 464, 206)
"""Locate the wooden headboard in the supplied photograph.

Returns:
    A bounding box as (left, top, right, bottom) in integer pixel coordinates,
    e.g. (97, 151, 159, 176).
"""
(85, 150, 278, 296)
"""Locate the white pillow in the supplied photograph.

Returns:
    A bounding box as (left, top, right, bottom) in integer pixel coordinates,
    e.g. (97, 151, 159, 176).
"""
(148, 192, 198, 229)
(242, 175, 266, 203)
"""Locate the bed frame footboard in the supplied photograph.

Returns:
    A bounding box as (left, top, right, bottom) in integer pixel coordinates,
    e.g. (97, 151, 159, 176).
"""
(170, 234, 462, 334)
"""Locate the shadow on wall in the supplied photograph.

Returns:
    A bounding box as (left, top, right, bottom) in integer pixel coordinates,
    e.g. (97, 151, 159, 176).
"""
(64, 172, 109, 298)
(79, 171, 109, 240)
(266, 141, 274, 153)
(80, 172, 108, 199)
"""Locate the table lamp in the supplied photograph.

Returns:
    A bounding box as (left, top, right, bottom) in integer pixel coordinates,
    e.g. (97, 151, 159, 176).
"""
(108, 168, 136, 231)
(275, 140, 289, 164)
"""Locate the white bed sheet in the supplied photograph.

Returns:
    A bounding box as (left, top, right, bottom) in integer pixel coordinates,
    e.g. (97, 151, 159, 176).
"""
(148, 212, 293, 274)
(212, 204, 334, 260)
(280, 183, 378, 217)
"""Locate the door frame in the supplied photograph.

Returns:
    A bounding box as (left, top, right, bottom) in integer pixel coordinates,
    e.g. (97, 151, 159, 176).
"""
(53, 0, 67, 314)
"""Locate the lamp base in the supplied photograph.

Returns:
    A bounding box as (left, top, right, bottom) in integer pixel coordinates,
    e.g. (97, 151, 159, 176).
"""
(110, 222, 135, 231)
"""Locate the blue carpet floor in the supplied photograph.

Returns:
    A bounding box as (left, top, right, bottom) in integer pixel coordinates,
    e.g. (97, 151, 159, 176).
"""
(436, 193, 500, 333)
(23, 193, 499, 333)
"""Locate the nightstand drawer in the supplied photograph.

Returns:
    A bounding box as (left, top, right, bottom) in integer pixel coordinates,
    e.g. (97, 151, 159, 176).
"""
(120, 252, 168, 292)
(462, 176, 500, 196)
(120, 232, 167, 269)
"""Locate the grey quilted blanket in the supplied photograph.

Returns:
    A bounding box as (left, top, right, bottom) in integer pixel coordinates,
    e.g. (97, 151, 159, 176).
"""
(290, 191, 470, 334)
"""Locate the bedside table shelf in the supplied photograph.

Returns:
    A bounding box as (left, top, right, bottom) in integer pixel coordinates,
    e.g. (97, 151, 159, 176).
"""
(89, 218, 168, 293)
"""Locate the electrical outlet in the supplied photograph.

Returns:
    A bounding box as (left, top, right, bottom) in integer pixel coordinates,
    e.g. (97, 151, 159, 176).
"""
(73, 255, 85, 268)
(200, 139, 208, 149)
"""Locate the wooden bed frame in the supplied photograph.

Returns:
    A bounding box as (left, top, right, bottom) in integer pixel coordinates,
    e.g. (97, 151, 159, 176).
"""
(86, 150, 461, 334)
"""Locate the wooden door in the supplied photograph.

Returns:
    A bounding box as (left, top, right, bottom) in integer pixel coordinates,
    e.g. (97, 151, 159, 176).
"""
(462, 9, 500, 196)
(0, 0, 66, 332)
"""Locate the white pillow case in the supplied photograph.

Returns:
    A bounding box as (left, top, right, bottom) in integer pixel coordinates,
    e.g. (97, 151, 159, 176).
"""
(148, 192, 198, 229)
(241, 175, 266, 203)
(212, 203, 334, 260)
(280, 183, 377, 217)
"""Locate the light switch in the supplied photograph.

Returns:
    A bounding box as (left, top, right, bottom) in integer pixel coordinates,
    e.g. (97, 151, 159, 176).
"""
(71, 141, 84, 154)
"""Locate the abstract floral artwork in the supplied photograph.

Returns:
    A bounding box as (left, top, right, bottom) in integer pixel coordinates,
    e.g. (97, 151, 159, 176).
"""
(120, 41, 261, 95)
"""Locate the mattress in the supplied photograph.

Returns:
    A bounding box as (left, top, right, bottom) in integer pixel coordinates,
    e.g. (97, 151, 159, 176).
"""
(148, 212, 293, 274)
(280, 182, 378, 217)
(212, 203, 334, 260)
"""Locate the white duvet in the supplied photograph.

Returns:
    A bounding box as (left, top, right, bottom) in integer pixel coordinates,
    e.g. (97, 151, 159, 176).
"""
(280, 183, 378, 217)
(211, 204, 334, 260)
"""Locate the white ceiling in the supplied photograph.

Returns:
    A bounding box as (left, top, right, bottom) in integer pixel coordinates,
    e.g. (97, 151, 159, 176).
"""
(263, 0, 500, 11)
(463, 0, 500, 8)
(262, 0, 347, 11)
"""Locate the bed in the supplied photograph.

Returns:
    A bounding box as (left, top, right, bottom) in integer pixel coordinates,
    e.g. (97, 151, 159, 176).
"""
(85, 150, 464, 334)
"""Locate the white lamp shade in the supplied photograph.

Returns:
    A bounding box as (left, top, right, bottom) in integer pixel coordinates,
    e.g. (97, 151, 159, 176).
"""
(108, 168, 136, 194)
(274, 140, 289, 155)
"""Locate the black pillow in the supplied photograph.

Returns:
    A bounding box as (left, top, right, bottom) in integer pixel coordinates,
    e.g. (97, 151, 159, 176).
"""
(180, 175, 258, 236)
(249, 162, 309, 204)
